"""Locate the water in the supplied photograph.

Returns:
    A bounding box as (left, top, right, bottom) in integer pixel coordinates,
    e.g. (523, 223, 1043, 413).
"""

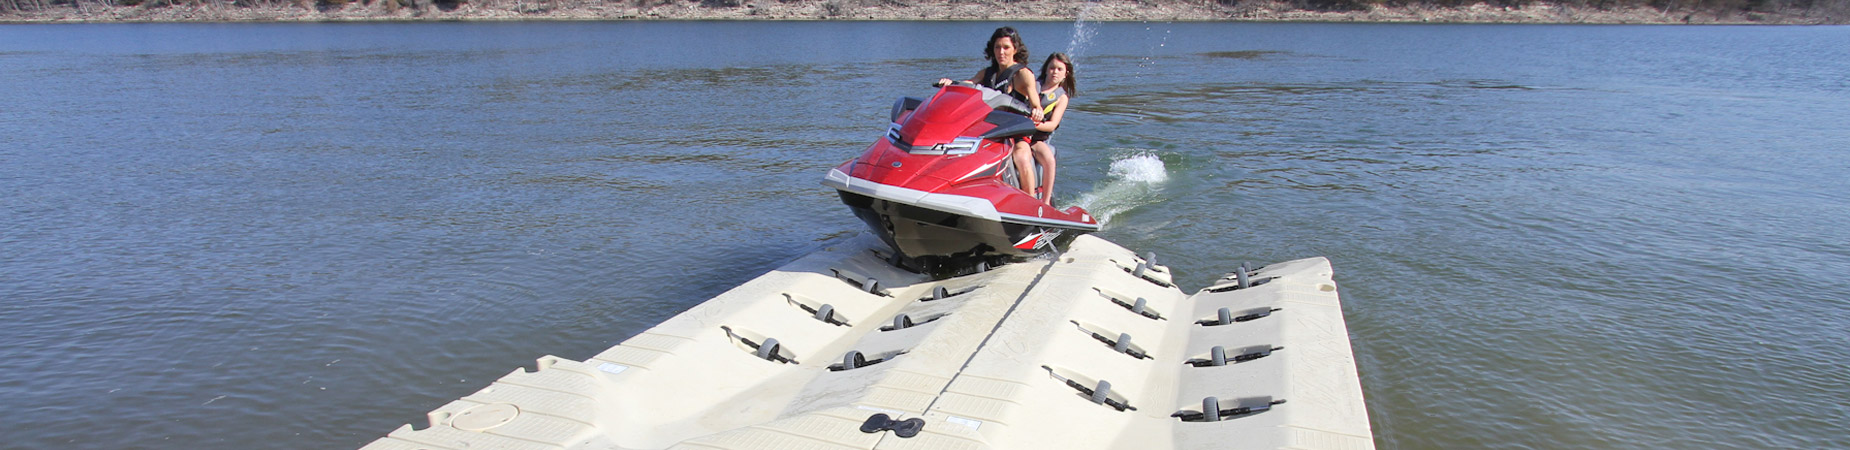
(3, 22, 1847, 449)
(1074, 152, 1170, 224)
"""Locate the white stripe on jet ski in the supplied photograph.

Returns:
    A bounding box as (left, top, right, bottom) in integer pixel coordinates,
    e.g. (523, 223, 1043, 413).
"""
(824, 168, 1099, 231)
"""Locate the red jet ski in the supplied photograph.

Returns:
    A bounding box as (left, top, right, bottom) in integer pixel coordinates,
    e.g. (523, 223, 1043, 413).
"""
(824, 82, 1101, 273)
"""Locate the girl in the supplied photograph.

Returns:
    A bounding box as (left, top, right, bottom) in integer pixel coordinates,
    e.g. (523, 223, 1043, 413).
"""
(1028, 53, 1076, 204)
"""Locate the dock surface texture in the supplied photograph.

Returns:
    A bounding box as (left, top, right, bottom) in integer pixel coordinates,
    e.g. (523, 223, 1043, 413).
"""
(362, 235, 1373, 450)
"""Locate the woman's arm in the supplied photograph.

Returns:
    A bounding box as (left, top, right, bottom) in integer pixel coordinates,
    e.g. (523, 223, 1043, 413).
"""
(935, 68, 990, 87)
(1036, 96, 1068, 132)
(1013, 67, 1043, 121)
(932, 68, 991, 87)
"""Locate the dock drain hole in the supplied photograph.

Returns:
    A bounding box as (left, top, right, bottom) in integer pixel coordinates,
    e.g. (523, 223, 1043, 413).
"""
(828, 350, 906, 371)
(919, 285, 979, 302)
(880, 313, 946, 331)
(1126, 252, 1166, 274)
(1043, 365, 1136, 412)
(1219, 262, 1267, 280)
(1204, 276, 1276, 293)
(1070, 320, 1152, 360)
(1173, 397, 1285, 422)
(1064, 379, 1135, 411)
(785, 293, 850, 326)
(830, 268, 891, 297)
(1196, 307, 1281, 326)
(1116, 263, 1173, 287)
(1110, 252, 1172, 285)
(1096, 289, 1164, 320)
(719, 326, 798, 364)
(1185, 345, 1283, 367)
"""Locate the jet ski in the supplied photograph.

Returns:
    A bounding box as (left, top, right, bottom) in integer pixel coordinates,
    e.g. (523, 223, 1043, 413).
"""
(823, 81, 1101, 274)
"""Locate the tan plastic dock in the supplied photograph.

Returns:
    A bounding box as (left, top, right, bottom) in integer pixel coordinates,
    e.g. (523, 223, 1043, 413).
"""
(362, 235, 1373, 450)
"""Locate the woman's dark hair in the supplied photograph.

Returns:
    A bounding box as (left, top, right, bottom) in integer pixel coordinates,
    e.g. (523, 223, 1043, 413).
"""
(982, 27, 1029, 67)
(1040, 52, 1076, 98)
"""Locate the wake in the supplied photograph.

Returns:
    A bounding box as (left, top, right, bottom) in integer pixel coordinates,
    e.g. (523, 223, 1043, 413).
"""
(1070, 152, 1169, 226)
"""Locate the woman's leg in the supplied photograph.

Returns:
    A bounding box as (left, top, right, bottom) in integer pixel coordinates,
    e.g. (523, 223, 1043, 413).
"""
(1012, 139, 1037, 194)
(1031, 141, 1056, 204)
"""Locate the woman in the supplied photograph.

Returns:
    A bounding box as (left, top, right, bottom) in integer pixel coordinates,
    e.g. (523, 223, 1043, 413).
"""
(1028, 53, 1076, 204)
(936, 27, 1045, 194)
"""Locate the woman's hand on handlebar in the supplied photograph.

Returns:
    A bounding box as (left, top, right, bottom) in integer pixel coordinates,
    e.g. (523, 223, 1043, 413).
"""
(933, 78, 953, 87)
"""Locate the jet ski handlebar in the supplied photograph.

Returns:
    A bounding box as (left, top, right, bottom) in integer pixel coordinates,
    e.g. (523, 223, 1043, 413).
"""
(930, 80, 1032, 116)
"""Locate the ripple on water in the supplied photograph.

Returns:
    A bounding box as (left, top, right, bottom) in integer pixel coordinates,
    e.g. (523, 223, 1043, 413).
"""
(3, 22, 1849, 450)
(1198, 50, 1289, 59)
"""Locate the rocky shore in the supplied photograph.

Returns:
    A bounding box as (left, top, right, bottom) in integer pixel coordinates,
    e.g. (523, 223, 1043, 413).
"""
(2, 0, 1842, 24)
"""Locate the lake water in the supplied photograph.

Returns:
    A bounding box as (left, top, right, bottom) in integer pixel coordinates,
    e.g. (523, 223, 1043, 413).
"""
(3, 21, 1847, 449)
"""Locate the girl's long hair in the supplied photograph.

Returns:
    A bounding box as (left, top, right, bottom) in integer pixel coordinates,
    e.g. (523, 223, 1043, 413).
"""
(1041, 52, 1076, 97)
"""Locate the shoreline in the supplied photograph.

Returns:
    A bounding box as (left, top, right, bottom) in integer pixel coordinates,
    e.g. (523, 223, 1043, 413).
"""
(3, 0, 1844, 25)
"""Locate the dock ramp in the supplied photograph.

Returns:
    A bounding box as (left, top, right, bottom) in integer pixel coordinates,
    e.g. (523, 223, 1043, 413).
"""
(362, 235, 1373, 450)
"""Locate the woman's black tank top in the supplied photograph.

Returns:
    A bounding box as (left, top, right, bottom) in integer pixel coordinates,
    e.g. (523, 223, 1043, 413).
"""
(978, 63, 1030, 104)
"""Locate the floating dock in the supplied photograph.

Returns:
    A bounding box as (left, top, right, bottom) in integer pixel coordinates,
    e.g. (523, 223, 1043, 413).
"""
(362, 235, 1373, 449)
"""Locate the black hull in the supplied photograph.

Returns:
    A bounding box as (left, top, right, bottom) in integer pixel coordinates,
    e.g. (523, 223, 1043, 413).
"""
(838, 191, 1082, 273)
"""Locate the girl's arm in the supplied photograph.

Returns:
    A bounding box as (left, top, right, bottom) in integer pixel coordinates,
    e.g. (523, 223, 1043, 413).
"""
(1013, 67, 1044, 121)
(1036, 95, 1068, 132)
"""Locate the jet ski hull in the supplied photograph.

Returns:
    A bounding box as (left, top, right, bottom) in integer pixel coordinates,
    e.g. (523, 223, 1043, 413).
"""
(839, 191, 1075, 265)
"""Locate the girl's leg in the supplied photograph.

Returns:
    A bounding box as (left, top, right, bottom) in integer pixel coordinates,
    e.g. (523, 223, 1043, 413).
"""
(1031, 141, 1056, 204)
(1012, 139, 1037, 194)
